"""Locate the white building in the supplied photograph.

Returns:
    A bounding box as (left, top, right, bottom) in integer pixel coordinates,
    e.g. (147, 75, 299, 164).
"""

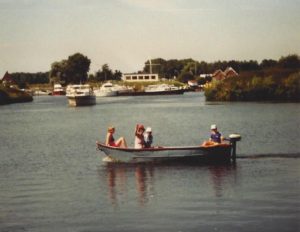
(122, 73, 159, 82)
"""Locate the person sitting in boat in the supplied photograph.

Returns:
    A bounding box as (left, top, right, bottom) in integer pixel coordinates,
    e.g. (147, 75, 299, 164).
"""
(105, 126, 127, 148)
(202, 124, 224, 146)
(144, 127, 153, 148)
(134, 124, 145, 149)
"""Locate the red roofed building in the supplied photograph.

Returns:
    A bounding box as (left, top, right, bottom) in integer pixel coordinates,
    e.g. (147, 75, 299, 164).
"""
(212, 67, 238, 81)
(212, 69, 226, 81)
(1, 71, 17, 85)
(224, 67, 238, 78)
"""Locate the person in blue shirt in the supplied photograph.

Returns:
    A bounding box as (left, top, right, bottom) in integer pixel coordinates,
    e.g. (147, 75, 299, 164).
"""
(210, 124, 222, 143)
(144, 127, 153, 148)
(202, 124, 224, 146)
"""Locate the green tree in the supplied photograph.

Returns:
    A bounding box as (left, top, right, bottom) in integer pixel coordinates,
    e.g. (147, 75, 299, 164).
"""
(260, 59, 277, 69)
(65, 53, 91, 83)
(50, 53, 91, 84)
(278, 54, 300, 69)
(113, 70, 122, 81)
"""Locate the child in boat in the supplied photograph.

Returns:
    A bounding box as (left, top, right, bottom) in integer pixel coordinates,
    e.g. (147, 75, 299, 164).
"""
(144, 127, 153, 148)
(134, 124, 145, 149)
(202, 124, 224, 146)
(105, 126, 127, 148)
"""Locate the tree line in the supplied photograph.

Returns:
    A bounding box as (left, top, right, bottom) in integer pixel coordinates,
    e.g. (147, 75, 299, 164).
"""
(10, 72, 49, 89)
(6, 53, 300, 87)
(142, 54, 300, 83)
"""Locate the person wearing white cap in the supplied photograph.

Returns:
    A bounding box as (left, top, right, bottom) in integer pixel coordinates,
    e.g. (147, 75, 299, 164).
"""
(144, 127, 153, 148)
(202, 124, 223, 146)
(209, 124, 222, 143)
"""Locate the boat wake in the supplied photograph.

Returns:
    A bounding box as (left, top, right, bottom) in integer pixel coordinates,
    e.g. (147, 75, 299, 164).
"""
(236, 153, 300, 159)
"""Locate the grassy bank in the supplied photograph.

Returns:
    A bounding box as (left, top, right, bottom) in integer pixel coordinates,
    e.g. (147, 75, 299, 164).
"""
(0, 86, 33, 105)
(204, 71, 300, 102)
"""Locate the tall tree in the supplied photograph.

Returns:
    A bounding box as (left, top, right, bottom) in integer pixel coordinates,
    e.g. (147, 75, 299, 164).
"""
(50, 53, 91, 84)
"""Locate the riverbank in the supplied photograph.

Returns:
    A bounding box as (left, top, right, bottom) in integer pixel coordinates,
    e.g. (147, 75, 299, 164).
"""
(204, 71, 300, 102)
(0, 86, 33, 105)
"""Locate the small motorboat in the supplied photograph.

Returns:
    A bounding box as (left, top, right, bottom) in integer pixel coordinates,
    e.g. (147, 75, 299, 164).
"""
(113, 84, 134, 95)
(94, 82, 118, 97)
(96, 134, 241, 163)
(33, 89, 52, 96)
(52, 84, 66, 96)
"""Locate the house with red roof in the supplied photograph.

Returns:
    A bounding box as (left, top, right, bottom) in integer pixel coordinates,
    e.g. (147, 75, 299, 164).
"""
(212, 67, 238, 81)
(1, 71, 17, 86)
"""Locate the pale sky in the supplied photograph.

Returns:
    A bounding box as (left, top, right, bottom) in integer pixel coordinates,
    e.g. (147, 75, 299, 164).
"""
(0, 0, 299, 76)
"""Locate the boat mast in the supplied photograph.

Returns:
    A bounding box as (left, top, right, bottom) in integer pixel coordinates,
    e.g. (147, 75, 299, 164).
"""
(147, 58, 160, 74)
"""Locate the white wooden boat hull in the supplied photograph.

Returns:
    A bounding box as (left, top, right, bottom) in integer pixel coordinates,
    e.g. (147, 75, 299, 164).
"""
(96, 142, 233, 163)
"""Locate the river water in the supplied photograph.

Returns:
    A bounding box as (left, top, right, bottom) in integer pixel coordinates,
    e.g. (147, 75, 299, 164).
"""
(0, 93, 299, 232)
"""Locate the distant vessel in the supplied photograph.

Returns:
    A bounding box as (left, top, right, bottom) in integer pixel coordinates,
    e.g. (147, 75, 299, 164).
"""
(94, 82, 118, 97)
(66, 84, 96, 106)
(33, 89, 51, 96)
(119, 84, 184, 96)
(144, 84, 181, 93)
(52, 84, 66, 96)
(113, 84, 134, 95)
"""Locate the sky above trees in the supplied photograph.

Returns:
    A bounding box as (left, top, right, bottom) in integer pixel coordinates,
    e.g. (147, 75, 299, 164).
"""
(0, 0, 299, 76)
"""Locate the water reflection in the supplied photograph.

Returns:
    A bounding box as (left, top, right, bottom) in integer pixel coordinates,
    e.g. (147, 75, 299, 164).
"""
(208, 163, 237, 197)
(99, 162, 237, 207)
(102, 164, 155, 207)
(135, 165, 155, 206)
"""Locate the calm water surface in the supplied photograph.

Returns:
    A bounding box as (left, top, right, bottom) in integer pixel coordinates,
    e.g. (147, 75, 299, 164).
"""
(0, 93, 299, 232)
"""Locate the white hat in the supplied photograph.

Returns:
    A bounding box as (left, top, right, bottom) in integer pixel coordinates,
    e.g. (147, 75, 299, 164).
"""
(146, 127, 152, 132)
(210, 124, 217, 130)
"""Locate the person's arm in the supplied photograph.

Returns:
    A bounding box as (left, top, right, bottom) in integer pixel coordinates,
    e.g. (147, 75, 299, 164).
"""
(105, 133, 110, 145)
(220, 134, 225, 143)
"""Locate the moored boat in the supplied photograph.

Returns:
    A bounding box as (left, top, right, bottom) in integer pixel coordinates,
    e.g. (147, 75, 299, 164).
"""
(144, 84, 180, 93)
(52, 84, 66, 96)
(33, 89, 51, 96)
(113, 84, 134, 95)
(94, 82, 118, 97)
(96, 134, 241, 163)
(66, 84, 96, 106)
(117, 84, 185, 96)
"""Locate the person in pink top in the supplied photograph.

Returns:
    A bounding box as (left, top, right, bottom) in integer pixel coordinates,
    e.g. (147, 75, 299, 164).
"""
(134, 124, 145, 149)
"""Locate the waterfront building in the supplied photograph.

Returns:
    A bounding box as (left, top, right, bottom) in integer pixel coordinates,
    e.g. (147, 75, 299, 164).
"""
(1, 71, 17, 87)
(122, 73, 159, 82)
(212, 67, 238, 81)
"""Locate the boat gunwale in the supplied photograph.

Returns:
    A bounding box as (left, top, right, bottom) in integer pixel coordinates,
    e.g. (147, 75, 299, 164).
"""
(96, 141, 231, 153)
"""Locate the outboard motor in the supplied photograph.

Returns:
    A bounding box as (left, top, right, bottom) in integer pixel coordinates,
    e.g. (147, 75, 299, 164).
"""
(229, 134, 242, 161)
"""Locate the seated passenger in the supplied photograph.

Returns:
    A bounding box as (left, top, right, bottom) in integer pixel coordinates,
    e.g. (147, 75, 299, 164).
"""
(134, 124, 145, 149)
(202, 124, 224, 146)
(144, 127, 153, 148)
(105, 126, 127, 148)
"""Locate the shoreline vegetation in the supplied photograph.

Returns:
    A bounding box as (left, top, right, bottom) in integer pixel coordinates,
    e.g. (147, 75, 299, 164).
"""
(1, 53, 299, 103)
(205, 71, 300, 102)
(0, 86, 33, 105)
